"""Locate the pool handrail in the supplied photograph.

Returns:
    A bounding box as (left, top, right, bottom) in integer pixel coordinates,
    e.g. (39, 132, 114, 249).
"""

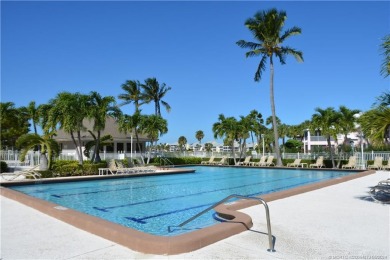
(172, 194, 275, 252)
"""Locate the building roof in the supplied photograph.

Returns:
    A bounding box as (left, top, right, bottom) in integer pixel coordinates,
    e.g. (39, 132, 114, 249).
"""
(53, 117, 150, 142)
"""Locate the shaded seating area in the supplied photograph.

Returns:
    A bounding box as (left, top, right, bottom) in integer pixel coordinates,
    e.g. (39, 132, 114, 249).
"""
(342, 156, 357, 169)
(310, 156, 324, 168)
(287, 159, 302, 167)
(369, 179, 390, 203)
(1, 165, 41, 181)
(201, 156, 215, 165)
(236, 156, 252, 166)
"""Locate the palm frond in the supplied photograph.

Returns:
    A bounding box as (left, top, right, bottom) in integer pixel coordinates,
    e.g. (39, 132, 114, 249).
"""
(254, 56, 267, 82)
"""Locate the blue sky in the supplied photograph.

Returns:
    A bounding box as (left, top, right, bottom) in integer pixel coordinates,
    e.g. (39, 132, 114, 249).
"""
(2, 1, 389, 145)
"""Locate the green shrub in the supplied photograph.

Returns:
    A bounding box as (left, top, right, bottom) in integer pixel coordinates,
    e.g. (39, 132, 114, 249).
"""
(0, 161, 8, 173)
(51, 160, 107, 177)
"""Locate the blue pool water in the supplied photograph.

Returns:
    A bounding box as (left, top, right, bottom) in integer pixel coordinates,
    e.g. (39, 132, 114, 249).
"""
(10, 166, 357, 236)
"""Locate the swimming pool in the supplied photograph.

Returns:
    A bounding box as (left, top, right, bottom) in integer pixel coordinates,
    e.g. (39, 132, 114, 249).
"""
(8, 166, 360, 236)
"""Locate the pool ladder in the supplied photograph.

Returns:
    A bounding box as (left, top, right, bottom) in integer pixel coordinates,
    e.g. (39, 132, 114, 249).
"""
(158, 156, 174, 168)
(173, 194, 275, 252)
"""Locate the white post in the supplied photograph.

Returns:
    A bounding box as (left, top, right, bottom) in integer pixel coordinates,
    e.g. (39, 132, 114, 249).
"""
(261, 134, 265, 157)
(131, 134, 133, 159)
(360, 133, 365, 170)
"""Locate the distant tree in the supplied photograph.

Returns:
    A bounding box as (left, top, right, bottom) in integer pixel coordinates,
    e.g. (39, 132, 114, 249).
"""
(204, 142, 213, 152)
(338, 105, 360, 149)
(311, 107, 341, 168)
(178, 136, 187, 152)
(139, 114, 168, 164)
(246, 110, 264, 153)
(118, 111, 144, 161)
(380, 34, 390, 78)
(195, 130, 204, 145)
(237, 8, 303, 166)
(142, 77, 172, 116)
(0, 102, 30, 149)
(284, 139, 303, 153)
(212, 114, 240, 163)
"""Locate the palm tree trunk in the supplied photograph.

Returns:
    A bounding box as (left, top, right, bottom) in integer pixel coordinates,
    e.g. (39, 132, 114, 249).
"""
(269, 57, 282, 166)
(327, 135, 335, 168)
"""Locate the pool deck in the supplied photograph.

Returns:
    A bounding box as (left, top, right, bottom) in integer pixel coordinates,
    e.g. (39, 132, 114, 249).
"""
(1, 170, 389, 259)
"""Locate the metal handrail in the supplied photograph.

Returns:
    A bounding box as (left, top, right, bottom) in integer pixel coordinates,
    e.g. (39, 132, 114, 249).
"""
(173, 194, 275, 252)
(158, 156, 174, 168)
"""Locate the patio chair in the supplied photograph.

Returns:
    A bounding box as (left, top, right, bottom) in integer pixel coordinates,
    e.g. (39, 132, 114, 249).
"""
(310, 156, 325, 168)
(382, 161, 390, 171)
(1, 165, 41, 181)
(212, 156, 228, 166)
(236, 156, 252, 166)
(262, 155, 275, 167)
(367, 157, 383, 170)
(201, 156, 215, 165)
(341, 156, 357, 169)
(251, 156, 267, 166)
(107, 159, 126, 174)
(287, 159, 302, 167)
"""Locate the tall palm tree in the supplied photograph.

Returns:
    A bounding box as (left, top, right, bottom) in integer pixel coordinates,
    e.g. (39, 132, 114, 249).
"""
(118, 80, 145, 112)
(139, 114, 168, 164)
(118, 112, 144, 160)
(195, 130, 204, 145)
(338, 106, 360, 146)
(237, 8, 303, 166)
(311, 107, 341, 168)
(142, 77, 172, 116)
(246, 110, 264, 153)
(380, 34, 390, 78)
(212, 114, 240, 163)
(47, 92, 89, 165)
(24, 101, 40, 135)
(178, 136, 187, 152)
(88, 92, 121, 163)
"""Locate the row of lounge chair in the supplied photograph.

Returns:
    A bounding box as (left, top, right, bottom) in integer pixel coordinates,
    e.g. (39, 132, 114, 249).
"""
(201, 156, 229, 166)
(98, 159, 157, 175)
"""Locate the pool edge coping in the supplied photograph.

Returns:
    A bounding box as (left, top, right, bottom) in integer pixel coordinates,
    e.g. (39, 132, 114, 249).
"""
(0, 168, 375, 255)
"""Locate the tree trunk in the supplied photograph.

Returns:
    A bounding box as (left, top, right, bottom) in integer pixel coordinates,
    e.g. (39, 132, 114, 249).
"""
(39, 153, 48, 171)
(269, 57, 282, 166)
(327, 135, 335, 168)
(93, 131, 101, 163)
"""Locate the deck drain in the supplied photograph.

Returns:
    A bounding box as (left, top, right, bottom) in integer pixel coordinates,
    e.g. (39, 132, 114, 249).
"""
(54, 206, 68, 210)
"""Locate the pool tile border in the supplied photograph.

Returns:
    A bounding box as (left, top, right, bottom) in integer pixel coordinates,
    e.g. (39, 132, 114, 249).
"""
(0, 168, 375, 255)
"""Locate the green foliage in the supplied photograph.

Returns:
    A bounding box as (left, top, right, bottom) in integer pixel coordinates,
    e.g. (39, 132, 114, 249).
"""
(1, 102, 30, 149)
(150, 157, 202, 165)
(284, 139, 303, 153)
(51, 160, 107, 177)
(0, 161, 8, 173)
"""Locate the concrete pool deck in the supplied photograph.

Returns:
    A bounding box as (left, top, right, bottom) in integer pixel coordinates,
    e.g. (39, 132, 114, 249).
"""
(1, 170, 389, 259)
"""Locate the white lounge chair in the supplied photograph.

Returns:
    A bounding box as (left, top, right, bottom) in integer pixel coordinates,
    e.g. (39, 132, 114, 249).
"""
(251, 156, 267, 166)
(237, 156, 252, 166)
(342, 156, 357, 169)
(201, 156, 215, 165)
(261, 156, 275, 167)
(1, 165, 41, 181)
(287, 159, 302, 167)
(368, 157, 383, 170)
(310, 156, 325, 168)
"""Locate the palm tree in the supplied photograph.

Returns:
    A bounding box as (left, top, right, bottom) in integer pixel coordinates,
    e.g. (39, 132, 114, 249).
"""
(88, 92, 121, 163)
(246, 110, 264, 153)
(212, 114, 241, 164)
(118, 112, 144, 161)
(139, 114, 168, 164)
(0, 102, 30, 149)
(178, 136, 187, 152)
(47, 92, 89, 165)
(22, 101, 40, 135)
(338, 106, 360, 147)
(311, 107, 341, 168)
(380, 34, 390, 78)
(16, 133, 60, 170)
(195, 130, 204, 145)
(237, 8, 303, 166)
(83, 132, 113, 160)
(118, 80, 145, 112)
(359, 91, 390, 146)
(142, 77, 172, 116)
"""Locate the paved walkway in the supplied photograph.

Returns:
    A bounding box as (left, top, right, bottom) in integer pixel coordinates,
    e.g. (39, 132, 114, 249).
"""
(1, 171, 389, 259)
